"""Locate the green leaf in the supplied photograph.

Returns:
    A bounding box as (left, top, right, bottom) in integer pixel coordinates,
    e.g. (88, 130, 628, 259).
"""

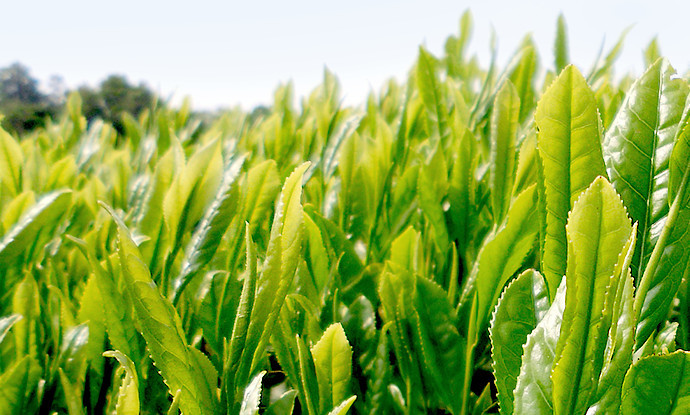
(377, 267, 424, 411)
(0, 314, 22, 345)
(138, 146, 176, 273)
(551, 177, 633, 415)
(297, 334, 320, 415)
(0, 356, 32, 413)
(536, 64, 607, 298)
(620, 351, 690, 414)
(311, 323, 353, 413)
(172, 154, 245, 303)
(163, 138, 223, 254)
(303, 212, 330, 298)
(327, 396, 357, 415)
(489, 80, 520, 224)
(602, 58, 690, 348)
(363, 324, 392, 414)
(587, 225, 637, 413)
(12, 275, 40, 360)
(70, 236, 140, 367)
(490, 269, 549, 415)
(643, 38, 661, 69)
(264, 390, 297, 415)
(321, 113, 363, 181)
(416, 46, 448, 140)
(461, 184, 539, 332)
(554, 14, 569, 73)
(412, 276, 466, 414)
(507, 39, 538, 124)
(239, 371, 264, 415)
(513, 278, 566, 414)
(232, 163, 308, 408)
(243, 159, 281, 234)
(448, 126, 474, 251)
(223, 224, 257, 408)
(0, 189, 72, 265)
(513, 131, 538, 196)
(632, 91, 690, 350)
(304, 206, 363, 291)
(603, 58, 689, 282)
(669, 95, 690, 205)
(77, 274, 107, 375)
(105, 204, 217, 415)
(251, 161, 308, 364)
(103, 350, 140, 415)
(635, 187, 690, 349)
(1, 191, 35, 235)
(586, 27, 630, 85)
(0, 127, 23, 196)
(417, 150, 450, 257)
(390, 227, 421, 276)
(59, 367, 85, 415)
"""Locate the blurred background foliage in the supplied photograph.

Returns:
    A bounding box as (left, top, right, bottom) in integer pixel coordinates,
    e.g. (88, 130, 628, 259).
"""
(0, 62, 154, 135)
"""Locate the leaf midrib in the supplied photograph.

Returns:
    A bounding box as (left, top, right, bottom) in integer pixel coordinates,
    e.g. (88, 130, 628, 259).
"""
(564, 190, 604, 415)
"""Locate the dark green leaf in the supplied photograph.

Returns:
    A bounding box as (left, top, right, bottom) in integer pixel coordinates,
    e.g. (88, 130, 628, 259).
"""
(603, 58, 688, 282)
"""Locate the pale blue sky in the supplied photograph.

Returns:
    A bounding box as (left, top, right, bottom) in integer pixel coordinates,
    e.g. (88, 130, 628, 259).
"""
(2, 1, 688, 110)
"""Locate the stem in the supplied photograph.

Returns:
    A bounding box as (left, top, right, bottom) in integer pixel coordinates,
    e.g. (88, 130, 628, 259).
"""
(634, 160, 690, 324)
(460, 342, 475, 415)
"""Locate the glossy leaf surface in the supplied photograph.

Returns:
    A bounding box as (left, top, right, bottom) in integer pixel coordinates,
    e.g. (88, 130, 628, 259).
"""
(536, 65, 607, 298)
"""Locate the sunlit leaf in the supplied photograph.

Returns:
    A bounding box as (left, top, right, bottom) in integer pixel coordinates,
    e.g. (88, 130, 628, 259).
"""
(620, 351, 690, 414)
(536, 64, 607, 298)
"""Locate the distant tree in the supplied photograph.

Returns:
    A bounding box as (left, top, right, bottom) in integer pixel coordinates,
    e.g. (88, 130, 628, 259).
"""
(80, 75, 154, 134)
(0, 62, 43, 104)
(0, 62, 156, 135)
(0, 62, 57, 134)
(78, 85, 106, 121)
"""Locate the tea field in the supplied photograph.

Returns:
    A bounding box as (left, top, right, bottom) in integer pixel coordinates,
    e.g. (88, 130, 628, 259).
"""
(1, 13, 690, 414)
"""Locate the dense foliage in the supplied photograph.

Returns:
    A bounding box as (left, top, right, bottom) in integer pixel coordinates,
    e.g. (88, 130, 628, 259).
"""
(1, 13, 689, 414)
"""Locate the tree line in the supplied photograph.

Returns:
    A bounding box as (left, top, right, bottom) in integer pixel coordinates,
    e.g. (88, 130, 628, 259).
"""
(0, 62, 154, 135)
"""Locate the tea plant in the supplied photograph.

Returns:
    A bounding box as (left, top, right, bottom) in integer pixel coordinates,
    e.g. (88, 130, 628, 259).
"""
(0, 11, 689, 414)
